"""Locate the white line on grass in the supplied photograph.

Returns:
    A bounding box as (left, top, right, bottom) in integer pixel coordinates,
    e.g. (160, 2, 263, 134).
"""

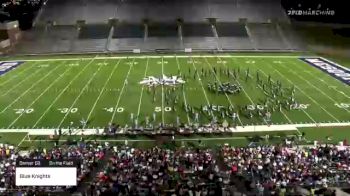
(32, 57, 97, 128)
(265, 59, 340, 122)
(189, 56, 214, 118)
(57, 63, 104, 128)
(17, 132, 29, 147)
(0, 62, 63, 113)
(283, 61, 350, 104)
(256, 58, 317, 124)
(0, 62, 34, 87)
(241, 58, 294, 124)
(136, 57, 150, 119)
(161, 57, 165, 125)
(203, 56, 243, 126)
(10, 55, 304, 62)
(7, 62, 71, 128)
(110, 58, 135, 123)
(1, 62, 41, 98)
(175, 56, 191, 125)
(83, 59, 122, 129)
(263, 60, 318, 124)
(283, 61, 350, 113)
(220, 57, 268, 124)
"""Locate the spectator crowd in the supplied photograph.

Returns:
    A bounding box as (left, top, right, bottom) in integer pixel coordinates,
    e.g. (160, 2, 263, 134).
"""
(0, 140, 349, 195)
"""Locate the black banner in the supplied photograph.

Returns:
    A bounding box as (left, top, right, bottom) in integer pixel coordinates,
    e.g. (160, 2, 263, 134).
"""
(16, 159, 77, 167)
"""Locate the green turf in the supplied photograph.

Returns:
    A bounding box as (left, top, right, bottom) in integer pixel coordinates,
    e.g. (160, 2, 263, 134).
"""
(0, 55, 349, 130)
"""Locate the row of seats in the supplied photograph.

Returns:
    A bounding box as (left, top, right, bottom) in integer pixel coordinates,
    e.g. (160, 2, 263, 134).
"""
(14, 23, 301, 53)
(37, 0, 289, 25)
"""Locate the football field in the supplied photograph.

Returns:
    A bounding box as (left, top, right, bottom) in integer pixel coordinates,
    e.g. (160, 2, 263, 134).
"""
(0, 54, 349, 133)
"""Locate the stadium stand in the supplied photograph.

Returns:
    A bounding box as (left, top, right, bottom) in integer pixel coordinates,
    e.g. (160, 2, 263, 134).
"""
(2, 139, 349, 195)
(145, 23, 181, 51)
(14, 26, 53, 54)
(71, 24, 110, 52)
(78, 24, 110, 39)
(37, 0, 289, 24)
(182, 23, 218, 50)
(7, 0, 307, 53)
(277, 23, 306, 50)
(109, 23, 145, 51)
(246, 23, 289, 50)
(215, 22, 255, 50)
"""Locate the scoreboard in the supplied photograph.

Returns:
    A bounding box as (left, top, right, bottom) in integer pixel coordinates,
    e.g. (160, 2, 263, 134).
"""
(15, 159, 77, 186)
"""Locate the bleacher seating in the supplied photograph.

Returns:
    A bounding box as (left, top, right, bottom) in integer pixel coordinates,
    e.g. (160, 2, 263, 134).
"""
(145, 23, 181, 50)
(109, 38, 145, 51)
(182, 23, 218, 50)
(37, 0, 290, 25)
(247, 23, 289, 50)
(78, 24, 110, 39)
(72, 39, 107, 52)
(108, 23, 144, 51)
(277, 23, 305, 50)
(112, 24, 144, 38)
(215, 23, 254, 50)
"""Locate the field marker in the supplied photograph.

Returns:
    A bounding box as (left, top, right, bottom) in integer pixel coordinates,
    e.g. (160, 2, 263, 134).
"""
(3, 122, 350, 136)
(256, 58, 318, 124)
(57, 61, 105, 128)
(189, 56, 214, 118)
(0, 62, 63, 113)
(292, 59, 349, 113)
(110, 58, 135, 123)
(161, 57, 165, 125)
(32, 57, 97, 128)
(203, 56, 243, 126)
(136, 57, 150, 120)
(0, 63, 42, 98)
(285, 61, 350, 113)
(10, 55, 303, 62)
(267, 59, 340, 122)
(84, 59, 122, 128)
(294, 62, 350, 99)
(223, 57, 272, 124)
(238, 57, 295, 124)
(175, 56, 191, 125)
(7, 62, 70, 128)
(0, 62, 35, 87)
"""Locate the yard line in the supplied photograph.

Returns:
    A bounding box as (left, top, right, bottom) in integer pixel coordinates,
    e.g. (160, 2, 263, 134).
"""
(282, 61, 350, 114)
(32, 57, 97, 128)
(255, 58, 317, 124)
(0, 62, 64, 114)
(219, 57, 264, 124)
(110, 58, 135, 123)
(265, 59, 340, 122)
(57, 64, 104, 128)
(83, 59, 122, 128)
(1, 62, 42, 97)
(8, 63, 71, 128)
(161, 57, 165, 125)
(292, 61, 350, 99)
(12, 55, 303, 62)
(220, 57, 256, 105)
(203, 57, 243, 126)
(136, 57, 150, 119)
(235, 57, 295, 124)
(175, 56, 191, 125)
(0, 62, 34, 87)
(189, 56, 214, 118)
